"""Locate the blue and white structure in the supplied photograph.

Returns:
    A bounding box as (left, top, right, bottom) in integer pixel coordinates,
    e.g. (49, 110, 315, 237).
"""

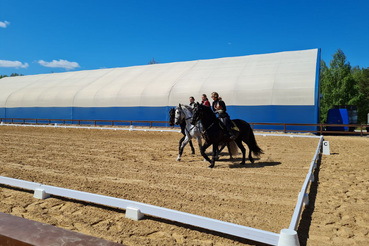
(0, 49, 320, 128)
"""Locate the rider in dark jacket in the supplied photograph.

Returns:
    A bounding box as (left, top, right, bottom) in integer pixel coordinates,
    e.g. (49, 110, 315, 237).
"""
(211, 92, 236, 140)
(189, 96, 196, 109)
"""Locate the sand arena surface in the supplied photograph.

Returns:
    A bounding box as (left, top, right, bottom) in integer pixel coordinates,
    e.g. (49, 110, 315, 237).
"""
(0, 126, 368, 245)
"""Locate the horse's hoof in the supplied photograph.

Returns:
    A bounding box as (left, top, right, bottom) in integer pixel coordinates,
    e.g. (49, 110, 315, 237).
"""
(250, 159, 254, 164)
(192, 152, 195, 155)
(240, 162, 246, 165)
(176, 158, 181, 161)
(208, 165, 214, 168)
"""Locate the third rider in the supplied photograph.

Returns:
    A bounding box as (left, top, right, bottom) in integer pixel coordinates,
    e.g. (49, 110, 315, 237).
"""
(211, 92, 236, 140)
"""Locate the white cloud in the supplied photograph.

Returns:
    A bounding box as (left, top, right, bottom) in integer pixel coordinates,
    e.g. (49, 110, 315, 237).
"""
(38, 59, 80, 70)
(0, 21, 10, 28)
(0, 60, 29, 68)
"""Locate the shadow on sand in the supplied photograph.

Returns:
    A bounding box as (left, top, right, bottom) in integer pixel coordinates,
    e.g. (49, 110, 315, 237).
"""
(212, 157, 281, 168)
(228, 160, 282, 169)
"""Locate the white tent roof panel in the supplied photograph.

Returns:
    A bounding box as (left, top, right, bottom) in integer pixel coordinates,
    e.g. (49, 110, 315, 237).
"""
(234, 89, 273, 106)
(0, 49, 319, 108)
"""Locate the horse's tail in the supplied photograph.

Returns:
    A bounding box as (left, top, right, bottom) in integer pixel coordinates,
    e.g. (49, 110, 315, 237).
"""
(248, 126, 263, 157)
(229, 141, 239, 156)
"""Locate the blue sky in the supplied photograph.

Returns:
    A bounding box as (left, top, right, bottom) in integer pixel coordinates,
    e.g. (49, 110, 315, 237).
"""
(0, 0, 368, 75)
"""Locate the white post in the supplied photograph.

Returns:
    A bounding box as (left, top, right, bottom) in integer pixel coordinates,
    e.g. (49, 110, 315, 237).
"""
(310, 173, 314, 182)
(34, 188, 50, 199)
(322, 141, 330, 155)
(125, 207, 144, 221)
(278, 229, 300, 246)
(303, 193, 309, 206)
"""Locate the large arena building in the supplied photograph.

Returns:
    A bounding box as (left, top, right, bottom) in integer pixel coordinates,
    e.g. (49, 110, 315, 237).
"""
(0, 48, 321, 129)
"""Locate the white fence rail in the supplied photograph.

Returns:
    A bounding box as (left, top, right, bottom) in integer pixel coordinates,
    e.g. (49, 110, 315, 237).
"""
(289, 136, 323, 231)
(0, 123, 324, 246)
(0, 122, 180, 133)
(0, 176, 279, 245)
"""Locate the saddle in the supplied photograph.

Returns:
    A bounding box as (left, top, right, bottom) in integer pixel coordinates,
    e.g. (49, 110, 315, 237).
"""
(218, 120, 240, 132)
(231, 121, 240, 132)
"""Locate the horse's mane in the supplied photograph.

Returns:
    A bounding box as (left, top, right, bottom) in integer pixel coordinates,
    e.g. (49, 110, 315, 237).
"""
(198, 103, 217, 120)
(175, 104, 193, 119)
(182, 104, 193, 114)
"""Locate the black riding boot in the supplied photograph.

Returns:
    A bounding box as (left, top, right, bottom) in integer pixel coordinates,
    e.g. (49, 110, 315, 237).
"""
(221, 117, 236, 140)
(226, 125, 236, 140)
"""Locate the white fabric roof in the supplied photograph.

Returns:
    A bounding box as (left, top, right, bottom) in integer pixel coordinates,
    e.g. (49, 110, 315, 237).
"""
(0, 49, 318, 108)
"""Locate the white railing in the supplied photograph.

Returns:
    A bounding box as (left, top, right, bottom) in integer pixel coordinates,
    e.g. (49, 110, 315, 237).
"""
(0, 122, 181, 133)
(0, 123, 324, 246)
(0, 175, 279, 245)
(289, 136, 323, 231)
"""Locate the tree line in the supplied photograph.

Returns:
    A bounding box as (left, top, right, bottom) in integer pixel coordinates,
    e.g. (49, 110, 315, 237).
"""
(320, 49, 369, 124)
(0, 73, 23, 79)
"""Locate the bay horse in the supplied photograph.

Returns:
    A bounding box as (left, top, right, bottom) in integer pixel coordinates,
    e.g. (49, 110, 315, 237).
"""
(191, 103, 263, 168)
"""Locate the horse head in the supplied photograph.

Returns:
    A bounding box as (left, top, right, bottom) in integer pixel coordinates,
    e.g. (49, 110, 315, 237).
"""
(191, 103, 203, 125)
(174, 104, 184, 125)
(168, 107, 175, 126)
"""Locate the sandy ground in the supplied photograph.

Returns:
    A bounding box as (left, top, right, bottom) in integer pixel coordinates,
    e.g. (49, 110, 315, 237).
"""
(0, 126, 367, 245)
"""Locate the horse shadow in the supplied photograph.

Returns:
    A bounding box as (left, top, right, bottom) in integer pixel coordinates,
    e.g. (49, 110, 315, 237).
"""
(227, 159, 282, 169)
(216, 157, 258, 162)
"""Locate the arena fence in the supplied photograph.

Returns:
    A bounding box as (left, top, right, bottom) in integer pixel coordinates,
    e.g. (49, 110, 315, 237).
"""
(1, 117, 368, 136)
(0, 123, 324, 246)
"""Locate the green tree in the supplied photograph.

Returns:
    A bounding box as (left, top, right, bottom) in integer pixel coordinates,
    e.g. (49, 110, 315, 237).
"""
(320, 49, 358, 122)
(0, 73, 23, 79)
(352, 67, 369, 123)
(10, 73, 23, 77)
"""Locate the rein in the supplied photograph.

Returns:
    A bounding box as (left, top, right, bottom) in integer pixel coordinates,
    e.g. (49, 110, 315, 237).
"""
(193, 106, 217, 139)
(200, 118, 216, 140)
(202, 120, 216, 133)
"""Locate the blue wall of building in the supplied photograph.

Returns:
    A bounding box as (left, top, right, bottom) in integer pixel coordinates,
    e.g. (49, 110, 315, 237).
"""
(1, 105, 318, 131)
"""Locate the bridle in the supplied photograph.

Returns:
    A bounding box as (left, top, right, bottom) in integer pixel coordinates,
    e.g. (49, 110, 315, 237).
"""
(191, 106, 202, 125)
(179, 106, 193, 121)
(175, 106, 191, 124)
(176, 106, 199, 134)
(193, 106, 216, 137)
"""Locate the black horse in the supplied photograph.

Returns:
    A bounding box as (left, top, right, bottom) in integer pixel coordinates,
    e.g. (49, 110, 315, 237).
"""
(169, 107, 195, 154)
(191, 103, 263, 168)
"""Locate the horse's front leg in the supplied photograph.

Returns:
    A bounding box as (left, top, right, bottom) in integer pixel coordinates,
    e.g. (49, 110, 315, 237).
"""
(200, 141, 212, 165)
(216, 142, 226, 160)
(177, 135, 191, 161)
(179, 135, 185, 152)
(210, 143, 219, 168)
(196, 137, 203, 155)
(189, 140, 195, 154)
